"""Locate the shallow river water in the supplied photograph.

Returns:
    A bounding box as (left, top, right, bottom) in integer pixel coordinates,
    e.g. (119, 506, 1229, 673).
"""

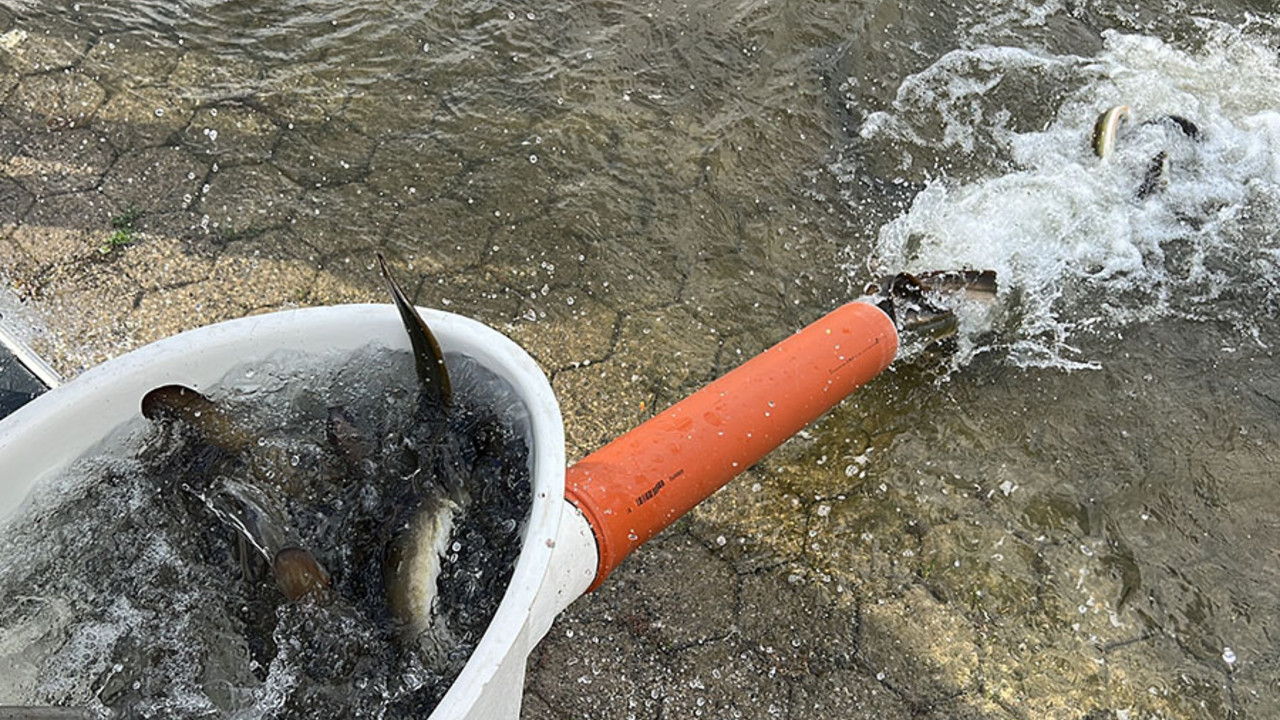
(2, 0, 1280, 718)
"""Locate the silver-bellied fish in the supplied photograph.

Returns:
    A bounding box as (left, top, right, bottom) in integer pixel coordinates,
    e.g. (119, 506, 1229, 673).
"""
(1091, 104, 1131, 159)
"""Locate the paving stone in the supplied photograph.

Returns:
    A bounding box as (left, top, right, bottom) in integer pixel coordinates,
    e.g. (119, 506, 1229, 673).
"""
(206, 252, 319, 313)
(918, 521, 1043, 631)
(0, 176, 33, 233)
(273, 120, 374, 187)
(603, 532, 739, 652)
(505, 292, 617, 372)
(220, 227, 318, 267)
(0, 69, 16, 105)
(130, 210, 216, 257)
(517, 692, 559, 720)
(385, 196, 491, 273)
(713, 326, 778, 377)
(367, 134, 466, 200)
(24, 260, 144, 375)
(1099, 635, 1233, 720)
(802, 487, 927, 596)
(4, 127, 114, 196)
(181, 104, 280, 165)
(686, 468, 808, 575)
(7, 71, 105, 132)
(578, 236, 684, 314)
(253, 69, 347, 126)
(311, 258, 520, 330)
(737, 572, 857, 677)
(167, 52, 262, 104)
(681, 251, 789, 334)
(0, 236, 35, 293)
(116, 234, 215, 291)
(484, 214, 587, 290)
(198, 163, 302, 232)
(552, 172, 656, 242)
(528, 614, 665, 720)
(791, 665, 913, 718)
(126, 280, 253, 350)
(746, 408, 877, 501)
(82, 34, 182, 88)
(306, 263, 379, 306)
(428, 89, 559, 168)
(405, 269, 532, 335)
(95, 84, 194, 151)
(341, 79, 439, 138)
(980, 626, 1107, 719)
(858, 584, 981, 709)
(460, 151, 557, 227)
(661, 639, 792, 719)
(917, 695, 1017, 720)
(613, 304, 719, 403)
(553, 358, 656, 461)
(0, 27, 88, 74)
(1034, 535, 1147, 650)
(290, 183, 394, 259)
(1233, 655, 1280, 720)
(10, 191, 120, 265)
(101, 146, 207, 212)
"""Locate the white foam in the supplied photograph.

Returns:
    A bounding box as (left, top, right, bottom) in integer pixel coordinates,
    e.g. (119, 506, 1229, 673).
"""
(843, 23, 1280, 368)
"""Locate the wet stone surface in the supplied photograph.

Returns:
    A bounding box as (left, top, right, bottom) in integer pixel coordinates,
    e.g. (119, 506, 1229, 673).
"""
(5, 128, 115, 197)
(0, 7, 1275, 720)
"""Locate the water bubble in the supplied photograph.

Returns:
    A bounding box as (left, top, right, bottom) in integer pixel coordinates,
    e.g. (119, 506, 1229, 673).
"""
(529, 154, 538, 164)
(154, 108, 164, 117)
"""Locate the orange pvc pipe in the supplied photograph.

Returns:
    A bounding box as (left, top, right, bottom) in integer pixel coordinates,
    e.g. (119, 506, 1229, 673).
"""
(565, 300, 898, 591)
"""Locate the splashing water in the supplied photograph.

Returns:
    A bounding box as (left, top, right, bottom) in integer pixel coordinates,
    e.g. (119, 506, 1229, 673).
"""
(841, 22, 1280, 369)
(0, 344, 533, 718)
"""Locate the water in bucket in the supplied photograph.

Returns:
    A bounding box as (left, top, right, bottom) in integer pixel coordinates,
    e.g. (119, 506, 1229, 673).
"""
(0, 342, 533, 719)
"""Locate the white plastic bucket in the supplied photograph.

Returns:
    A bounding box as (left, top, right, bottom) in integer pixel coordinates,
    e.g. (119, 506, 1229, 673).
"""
(0, 305, 598, 720)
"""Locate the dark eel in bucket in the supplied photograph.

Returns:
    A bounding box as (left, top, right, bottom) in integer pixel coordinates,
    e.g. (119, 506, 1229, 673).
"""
(141, 384, 333, 603)
(374, 253, 467, 647)
(138, 254, 528, 671)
